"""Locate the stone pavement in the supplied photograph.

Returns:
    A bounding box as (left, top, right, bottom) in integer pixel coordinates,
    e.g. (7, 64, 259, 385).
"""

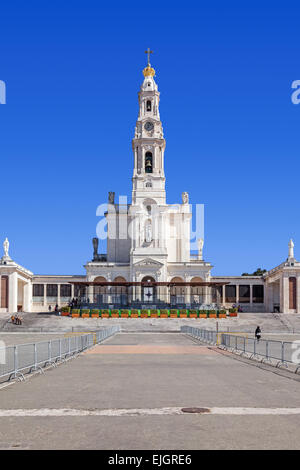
(1, 332, 300, 449)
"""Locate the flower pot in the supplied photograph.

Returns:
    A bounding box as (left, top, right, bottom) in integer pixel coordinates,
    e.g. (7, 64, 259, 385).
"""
(131, 314, 139, 318)
(150, 314, 158, 318)
(121, 314, 128, 318)
(72, 313, 80, 318)
(141, 314, 148, 318)
(102, 314, 109, 318)
(179, 314, 187, 318)
(229, 313, 238, 317)
(170, 314, 178, 318)
(189, 313, 197, 318)
(160, 313, 168, 318)
(209, 314, 217, 318)
(218, 314, 227, 318)
(91, 314, 99, 318)
(199, 314, 207, 318)
(61, 312, 69, 317)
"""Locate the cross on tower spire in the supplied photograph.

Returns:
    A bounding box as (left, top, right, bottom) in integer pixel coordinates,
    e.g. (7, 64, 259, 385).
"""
(145, 48, 153, 66)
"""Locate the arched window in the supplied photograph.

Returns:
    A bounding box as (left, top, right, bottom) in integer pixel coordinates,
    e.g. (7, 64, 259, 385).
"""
(146, 100, 152, 111)
(145, 152, 153, 173)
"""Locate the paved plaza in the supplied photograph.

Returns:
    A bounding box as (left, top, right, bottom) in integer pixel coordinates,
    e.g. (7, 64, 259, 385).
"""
(1, 331, 300, 449)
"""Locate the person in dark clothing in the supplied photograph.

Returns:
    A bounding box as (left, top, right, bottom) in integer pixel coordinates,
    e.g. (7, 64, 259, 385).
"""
(255, 326, 261, 341)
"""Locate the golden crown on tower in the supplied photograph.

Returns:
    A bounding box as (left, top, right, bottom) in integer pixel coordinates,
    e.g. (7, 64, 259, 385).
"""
(143, 48, 155, 77)
(143, 65, 155, 77)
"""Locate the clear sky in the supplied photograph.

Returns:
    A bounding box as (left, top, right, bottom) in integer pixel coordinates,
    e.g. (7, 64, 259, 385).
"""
(0, 0, 299, 276)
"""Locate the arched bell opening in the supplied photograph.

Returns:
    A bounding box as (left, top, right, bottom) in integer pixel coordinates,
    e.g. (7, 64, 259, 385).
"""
(145, 152, 153, 173)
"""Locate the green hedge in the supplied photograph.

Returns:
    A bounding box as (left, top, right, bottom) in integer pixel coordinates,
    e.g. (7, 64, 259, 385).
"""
(160, 309, 169, 316)
(101, 309, 110, 316)
(170, 309, 179, 317)
(179, 309, 188, 315)
(111, 309, 120, 316)
(71, 309, 81, 315)
(189, 309, 198, 316)
(131, 309, 140, 316)
(61, 307, 71, 313)
(121, 309, 130, 315)
(81, 309, 90, 315)
(91, 309, 100, 315)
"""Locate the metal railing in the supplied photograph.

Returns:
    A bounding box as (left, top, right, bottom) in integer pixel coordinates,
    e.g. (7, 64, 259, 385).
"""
(181, 326, 296, 367)
(0, 326, 120, 382)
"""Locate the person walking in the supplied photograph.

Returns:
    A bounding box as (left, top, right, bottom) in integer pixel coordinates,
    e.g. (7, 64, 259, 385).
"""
(255, 326, 261, 342)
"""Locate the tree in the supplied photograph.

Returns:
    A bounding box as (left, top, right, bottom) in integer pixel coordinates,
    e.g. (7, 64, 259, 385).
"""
(242, 268, 267, 276)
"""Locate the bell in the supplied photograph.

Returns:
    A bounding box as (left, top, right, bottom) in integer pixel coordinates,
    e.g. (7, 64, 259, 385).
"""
(145, 160, 152, 168)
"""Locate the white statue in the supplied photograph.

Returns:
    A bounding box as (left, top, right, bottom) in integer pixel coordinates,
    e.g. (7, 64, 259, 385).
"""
(288, 239, 295, 259)
(198, 238, 204, 260)
(182, 192, 189, 204)
(3, 237, 9, 257)
(145, 222, 152, 243)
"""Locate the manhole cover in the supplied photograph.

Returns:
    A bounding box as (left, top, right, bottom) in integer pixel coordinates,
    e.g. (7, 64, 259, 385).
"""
(181, 407, 210, 414)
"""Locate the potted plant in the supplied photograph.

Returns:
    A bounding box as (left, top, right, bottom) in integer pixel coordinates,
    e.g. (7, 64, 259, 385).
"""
(150, 309, 159, 318)
(141, 309, 149, 318)
(61, 307, 70, 317)
(189, 309, 198, 318)
(71, 309, 80, 318)
(179, 309, 188, 318)
(121, 309, 129, 318)
(81, 309, 90, 318)
(199, 310, 207, 319)
(229, 308, 238, 317)
(218, 309, 227, 319)
(101, 309, 110, 318)
(160, 309, 169, 318)
(208, 310, 217, 318)
(170, 309, 179, 318)
(131, 309, 139, 318)
(111, 309, 120, 318)
(91, 309, 100, 318)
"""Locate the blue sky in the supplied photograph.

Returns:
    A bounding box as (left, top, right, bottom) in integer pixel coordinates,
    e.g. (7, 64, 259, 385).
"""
(0, 0, 299, 275)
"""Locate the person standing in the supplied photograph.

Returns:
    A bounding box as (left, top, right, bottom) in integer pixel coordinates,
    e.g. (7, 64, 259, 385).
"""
(255, 326, 261, 342)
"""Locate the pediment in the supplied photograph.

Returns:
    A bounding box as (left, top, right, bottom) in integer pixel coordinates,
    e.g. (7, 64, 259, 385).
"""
(133, 258, 164, 267)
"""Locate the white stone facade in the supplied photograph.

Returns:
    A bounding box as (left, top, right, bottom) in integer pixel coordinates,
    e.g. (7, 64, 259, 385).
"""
(0, 63, 299, 314)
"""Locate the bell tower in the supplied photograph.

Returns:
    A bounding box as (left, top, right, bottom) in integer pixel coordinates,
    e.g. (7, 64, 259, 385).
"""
(132, 50, 166, 205)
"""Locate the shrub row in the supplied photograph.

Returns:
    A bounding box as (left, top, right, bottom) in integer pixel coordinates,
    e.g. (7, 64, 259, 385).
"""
(64, 308, 232, 318)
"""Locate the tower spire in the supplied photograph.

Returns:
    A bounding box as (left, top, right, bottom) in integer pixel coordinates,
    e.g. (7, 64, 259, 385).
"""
(145, 48, 153, 66)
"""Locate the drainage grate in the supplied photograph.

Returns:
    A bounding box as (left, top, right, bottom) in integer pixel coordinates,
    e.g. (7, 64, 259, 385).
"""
(181, 407, 210, 414)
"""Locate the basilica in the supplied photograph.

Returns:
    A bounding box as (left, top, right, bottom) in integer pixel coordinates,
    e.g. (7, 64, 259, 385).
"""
(0, 57, 300, 314)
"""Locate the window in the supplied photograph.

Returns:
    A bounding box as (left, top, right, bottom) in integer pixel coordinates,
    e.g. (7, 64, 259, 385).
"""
(61, 284, 71, 298)
(225, 285, 236, 303)
(146, 100, 151, 111)
(145, 152, 153, 173)
(146, 182, 152, 188)
(239, 285, 250, 303)
(253, 285, 264, 303)
(46, 284, 58, 297)
(33, 284, 44, 297)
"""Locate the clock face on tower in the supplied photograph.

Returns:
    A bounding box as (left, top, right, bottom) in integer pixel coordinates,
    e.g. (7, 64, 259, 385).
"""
(144, 121, 154, 132)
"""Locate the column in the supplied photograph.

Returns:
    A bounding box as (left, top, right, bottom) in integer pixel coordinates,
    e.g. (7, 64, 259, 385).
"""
(57, 284, 61, 307)
(297, 276, 300, 314)
(23, 282, 32, 312)
(250, 284, 253, 307)
(43, 284, 47, 308)
(222, 285, 225, 305)
(236, 285, 239, 305)
(283, 275, 289, 313)
(71, 283, 74, 300)
(8, 272, 18, 313)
